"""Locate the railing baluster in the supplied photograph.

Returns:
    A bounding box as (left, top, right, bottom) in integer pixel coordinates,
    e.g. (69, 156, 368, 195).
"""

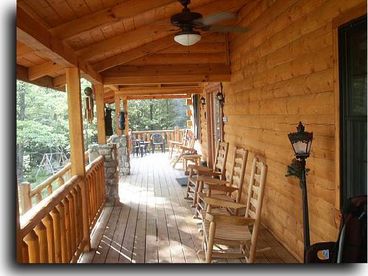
(56, 202, 67, 262)
(50, 208, 61, 263)
(42, 214, 55, 263)
(67, 193, 76, 255)
(23, 230, 40, 263)
(34, 221, 48, 263)
(21, 241, 29, 263)
(62, 198, 71, 262)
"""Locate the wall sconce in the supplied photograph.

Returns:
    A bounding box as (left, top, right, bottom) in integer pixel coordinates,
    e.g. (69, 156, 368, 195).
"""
(286, 122, 313, 262)
(216, 91, 225, 106)
(200, 96, 206, 106)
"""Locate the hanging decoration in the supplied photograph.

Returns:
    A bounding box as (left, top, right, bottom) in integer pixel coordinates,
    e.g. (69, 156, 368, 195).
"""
(84, 86, 94, 123)
(105, 106, 113, 136)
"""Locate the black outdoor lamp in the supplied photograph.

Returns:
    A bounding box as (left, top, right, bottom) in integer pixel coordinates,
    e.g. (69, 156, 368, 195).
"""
(216, 91, 225, 106)
(200, 96, 206, 106)
(286, 121, 313, 262)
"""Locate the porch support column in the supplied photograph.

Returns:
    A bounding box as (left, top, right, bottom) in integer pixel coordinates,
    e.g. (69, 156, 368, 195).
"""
(66, 67, 90, 251)
(115, 93, 122, 136)
(94, 83, 106, 144)
(205, 92, 213, 168)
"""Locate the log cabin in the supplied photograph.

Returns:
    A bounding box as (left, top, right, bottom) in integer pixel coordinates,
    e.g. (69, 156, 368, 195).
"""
(16, 0, 367, 264)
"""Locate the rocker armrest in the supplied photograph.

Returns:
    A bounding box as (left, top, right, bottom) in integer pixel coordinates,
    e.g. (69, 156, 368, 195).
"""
(182, 154, 202, 160)
(180, 145, 195, 151)
(205, 184, 237, 193)
(196, 175, 227, 184)
(169, 141, 182, 145)
(187, 165, 211, 172)
(205, 212, 255, 225)
(203, 196, 247, 209)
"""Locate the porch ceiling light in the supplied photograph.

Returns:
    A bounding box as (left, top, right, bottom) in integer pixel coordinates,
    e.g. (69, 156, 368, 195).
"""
(288, 122, 313, 159)
(174, 30, 201, 46)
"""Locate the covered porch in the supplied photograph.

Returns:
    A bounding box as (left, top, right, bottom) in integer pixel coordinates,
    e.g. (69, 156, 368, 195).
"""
(79, 153, 297, 263)
(15, 0, 367, 265)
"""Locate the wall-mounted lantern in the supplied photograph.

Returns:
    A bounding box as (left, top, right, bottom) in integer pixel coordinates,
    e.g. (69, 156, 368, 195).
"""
(216, 91, 225, 106)
(200, 96, 206, 106)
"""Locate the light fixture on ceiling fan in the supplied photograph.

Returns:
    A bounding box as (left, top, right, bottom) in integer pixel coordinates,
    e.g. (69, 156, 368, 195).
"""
(170, 0, 249, 46)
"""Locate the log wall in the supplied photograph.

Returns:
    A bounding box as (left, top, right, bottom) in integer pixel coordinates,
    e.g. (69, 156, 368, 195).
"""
(204, 0, 366, 261)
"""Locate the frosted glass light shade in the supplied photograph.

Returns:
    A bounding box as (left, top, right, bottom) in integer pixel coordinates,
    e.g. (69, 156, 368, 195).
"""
(174, 33, 201, 46)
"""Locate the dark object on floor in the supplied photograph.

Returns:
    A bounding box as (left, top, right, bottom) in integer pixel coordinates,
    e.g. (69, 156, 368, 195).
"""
(305, 195, 367, 263)
(175, 177, 188, 186)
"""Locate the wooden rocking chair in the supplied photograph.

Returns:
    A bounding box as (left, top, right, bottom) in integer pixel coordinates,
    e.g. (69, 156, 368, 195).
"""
(195, 147, 248, 219)
(201, 155, 268, 263)
(170, 131, 196, 168)
(184, 141, 229, 207)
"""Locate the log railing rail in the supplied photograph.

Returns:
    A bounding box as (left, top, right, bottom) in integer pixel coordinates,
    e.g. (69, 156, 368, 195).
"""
(18, 156, 105, 263)
(131, 128, 186, 148)
(19, 151, 89, 215)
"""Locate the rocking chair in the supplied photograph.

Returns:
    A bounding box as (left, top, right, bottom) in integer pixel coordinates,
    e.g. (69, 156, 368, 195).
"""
(201, 155, 268, 263)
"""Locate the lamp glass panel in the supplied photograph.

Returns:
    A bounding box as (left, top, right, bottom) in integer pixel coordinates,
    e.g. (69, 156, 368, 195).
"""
(293, 141, 307, 155)
(174, 33, 201, 46)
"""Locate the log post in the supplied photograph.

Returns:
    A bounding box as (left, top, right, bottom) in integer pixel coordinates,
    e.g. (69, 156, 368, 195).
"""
(205, 92, 213, 168)
(65, 67, 90, 251)
(115, 93, 122, 136)
(94, 84, 106, 144)
(19, 182, 32, 214)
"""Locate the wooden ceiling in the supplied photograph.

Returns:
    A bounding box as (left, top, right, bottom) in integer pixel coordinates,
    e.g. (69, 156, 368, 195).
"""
(16, 0, 249, 102)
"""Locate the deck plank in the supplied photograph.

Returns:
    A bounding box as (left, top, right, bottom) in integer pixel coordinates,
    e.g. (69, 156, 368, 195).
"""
(79, 153, 298, 264)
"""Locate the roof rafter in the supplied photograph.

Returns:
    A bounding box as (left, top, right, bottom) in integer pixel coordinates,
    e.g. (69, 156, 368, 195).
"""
(76, 0, 248, 62)
(50, 0, 177, 40)
(17, 6, 102, 84)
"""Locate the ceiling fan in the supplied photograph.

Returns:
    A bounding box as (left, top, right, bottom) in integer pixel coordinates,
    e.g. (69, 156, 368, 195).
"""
(170, 0, 248, 46)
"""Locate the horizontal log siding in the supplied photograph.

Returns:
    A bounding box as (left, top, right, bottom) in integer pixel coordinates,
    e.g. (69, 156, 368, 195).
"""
(221, 0, 366, 261)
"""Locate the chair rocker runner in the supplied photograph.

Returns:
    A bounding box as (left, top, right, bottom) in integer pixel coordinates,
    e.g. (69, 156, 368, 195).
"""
(201, 155, 268, 263)
(195, 147, 248, 219)
(185, 141, 229, 207)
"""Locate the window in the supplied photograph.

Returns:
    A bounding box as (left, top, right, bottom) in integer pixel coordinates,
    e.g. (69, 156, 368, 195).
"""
(339, 15, 367, 209)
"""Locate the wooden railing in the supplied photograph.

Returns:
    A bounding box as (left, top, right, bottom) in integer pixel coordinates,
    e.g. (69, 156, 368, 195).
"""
(18, 156, 105, 263)
(131, 128, 186, 145)
(19, 175, 85, 263)
(19, 151, 89, 215)
(85, 156, 105, 231)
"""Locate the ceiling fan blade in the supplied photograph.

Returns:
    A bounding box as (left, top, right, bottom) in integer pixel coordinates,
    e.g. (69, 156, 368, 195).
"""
(206, 25, 249, 33)
(193, 11, 236, 26)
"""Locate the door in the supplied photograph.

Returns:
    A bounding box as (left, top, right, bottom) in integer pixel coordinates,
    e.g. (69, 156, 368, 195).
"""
(339, 15, 367, 209)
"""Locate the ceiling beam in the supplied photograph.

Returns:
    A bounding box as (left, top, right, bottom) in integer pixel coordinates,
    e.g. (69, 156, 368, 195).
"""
(53, 74, 66, 88)
(50, 0, 177, 40)
(28, 61, 65, 81)
(117, 86, 201, 96)
(126, 94, 190, 100)
(93, 36, 176, 72)
(104, 74, 230, 85)
(76, 0, 248, 61)
(126, 52, 228, 66)
(17, 64, 64, 92)
(103, 64, 230, 75)
(17, 7, 102, 84)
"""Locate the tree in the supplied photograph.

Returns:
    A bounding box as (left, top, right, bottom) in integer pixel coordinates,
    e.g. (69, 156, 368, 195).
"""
(16, 81, 70, 183)
(128, 99, 188, 131)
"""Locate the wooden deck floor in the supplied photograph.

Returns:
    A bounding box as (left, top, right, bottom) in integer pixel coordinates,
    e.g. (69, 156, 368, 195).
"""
(79, 153, 299, 264)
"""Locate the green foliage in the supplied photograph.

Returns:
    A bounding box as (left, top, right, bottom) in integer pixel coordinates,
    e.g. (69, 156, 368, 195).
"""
(128, 99, 188, 131)
(17, 80, 69, 153)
